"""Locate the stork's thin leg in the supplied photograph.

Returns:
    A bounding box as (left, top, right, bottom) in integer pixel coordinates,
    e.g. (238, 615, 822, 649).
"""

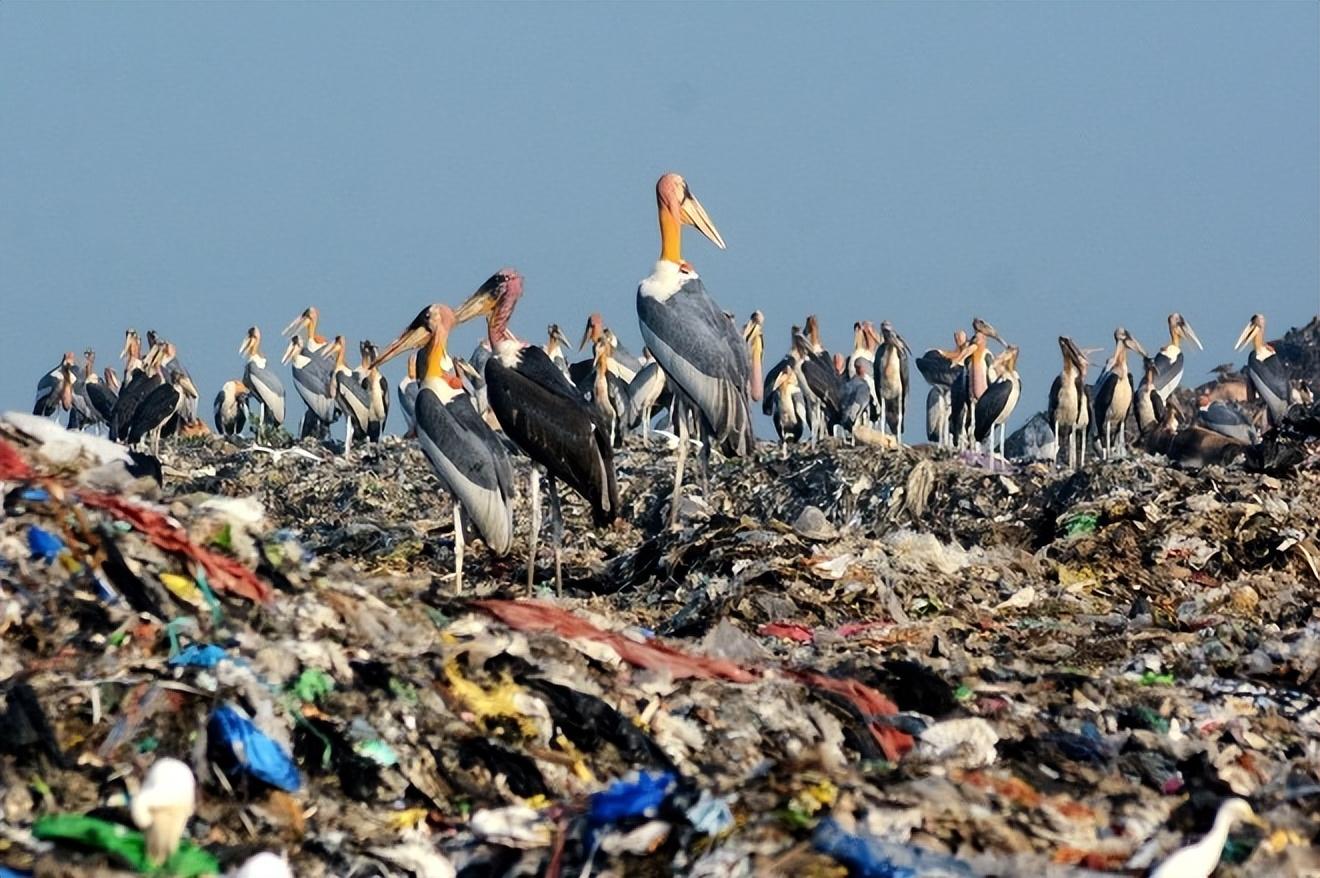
(880, 399, 887, 439)
(699, 435, 711, 497)
(344, 419, 353, 459)
(527, 470, 541, 590)
(547, 477, 565, 596)
(453, 504, 465, 593)
(669, 414, 689, 529)
(1119, 421, 1126, 458)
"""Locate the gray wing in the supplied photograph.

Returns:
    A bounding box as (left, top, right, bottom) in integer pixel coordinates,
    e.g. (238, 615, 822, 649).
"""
(625, 361, 667, 428)
(638, 277, 754, 456)
(1047, 375, 1063, 425)
(1199, 401, 1258, 444)
(292, 363, 337, 424)
(838, 378, 871, 429)
(244, 362, 286, 425)
(1151, 350, 1184, 400)
(415, 390, 514, 555)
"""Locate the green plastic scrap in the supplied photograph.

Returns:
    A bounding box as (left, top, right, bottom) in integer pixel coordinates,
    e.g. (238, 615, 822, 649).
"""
(353, 738, 399, 767)
(954, 685, 975, 702)
(292, 668, 335, 703)
(388, 677, 418, 704)
(210, 524, 233, 551)
(1140, 671, 1175, 686)
(192, 569, 222, 626)
(1063, 512, 1099, 536)
(32, 814, 219, 876)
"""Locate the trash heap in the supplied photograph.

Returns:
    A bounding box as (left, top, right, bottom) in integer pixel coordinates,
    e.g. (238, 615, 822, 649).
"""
(1, 407, 1319, 877)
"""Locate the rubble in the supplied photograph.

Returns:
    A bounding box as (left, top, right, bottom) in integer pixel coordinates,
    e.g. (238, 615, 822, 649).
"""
(1, 404, 1319, 877)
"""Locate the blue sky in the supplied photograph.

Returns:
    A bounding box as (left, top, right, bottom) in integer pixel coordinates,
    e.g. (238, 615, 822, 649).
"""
(2, 2, 1316, 438)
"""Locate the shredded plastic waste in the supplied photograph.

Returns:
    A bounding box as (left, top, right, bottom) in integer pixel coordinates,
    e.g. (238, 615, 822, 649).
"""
(208, 705, 302, 792)
(31, 814, 219, 877)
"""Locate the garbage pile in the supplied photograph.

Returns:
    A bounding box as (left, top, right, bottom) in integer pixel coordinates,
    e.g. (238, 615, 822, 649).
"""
(2, 408, 1319, 877)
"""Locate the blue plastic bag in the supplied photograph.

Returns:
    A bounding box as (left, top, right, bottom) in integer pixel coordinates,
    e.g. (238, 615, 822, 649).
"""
(587, 771, 676, 826)
(208, 705, 302, 792)
(169, 644, 228, 669)
(813, 818, 977, 878)
(26, 525, 63, 563)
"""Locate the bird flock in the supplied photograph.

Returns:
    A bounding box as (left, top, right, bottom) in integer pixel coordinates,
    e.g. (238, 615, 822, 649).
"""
(26, 174, 1311, 593)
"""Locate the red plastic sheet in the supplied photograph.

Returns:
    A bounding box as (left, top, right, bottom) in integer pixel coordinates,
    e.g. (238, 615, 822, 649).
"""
(474, 599, 914, 762)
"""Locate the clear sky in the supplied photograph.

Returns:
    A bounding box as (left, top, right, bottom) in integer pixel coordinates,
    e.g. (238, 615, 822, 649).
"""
(3, 2, 1317, 439)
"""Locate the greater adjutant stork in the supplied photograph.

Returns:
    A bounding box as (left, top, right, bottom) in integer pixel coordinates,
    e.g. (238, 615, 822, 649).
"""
(281, 334, 337, 440)
(33, 353, 77, 420)
(1233, 313, 1290, 426)
(874, 320, 909, 444)
(239, 327, 286, 433)
(454, 269, 619, 592)
(636, 173, 753, 527)
(375, 304, 515, 591)
(1150, 312, 1202, 401)
(1047, 336, 1090, 469)
(1094, 327, 1146, 459)
(214, 380, 249, 437)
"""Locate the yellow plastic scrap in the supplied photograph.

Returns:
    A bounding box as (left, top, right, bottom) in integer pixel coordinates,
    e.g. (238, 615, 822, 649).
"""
(1057, 565, 1098, 589)
(159, 572, 204, 606)
(790, 777, 839, 816)
(1262, 828, 1309, 855)
(442, 660, 539, 738)
(385, 808, 430, 833)
(554, 734, 596, 784)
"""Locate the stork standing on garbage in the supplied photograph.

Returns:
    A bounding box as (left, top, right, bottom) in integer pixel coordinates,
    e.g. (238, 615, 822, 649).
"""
(636, 173, 753, 527)
(375, 303, 515, 590)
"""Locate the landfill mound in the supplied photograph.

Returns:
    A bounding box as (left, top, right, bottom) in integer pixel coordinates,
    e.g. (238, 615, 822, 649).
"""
(1, 410, 1319, 877)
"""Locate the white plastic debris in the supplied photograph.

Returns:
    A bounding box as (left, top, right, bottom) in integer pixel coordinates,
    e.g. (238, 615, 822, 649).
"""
(469, 805, 553, 848)
(917, 718, 1000, 768)
(130, 757, 196, 864)
(229, 851, 295, 878)
(368, 841, 455, 878)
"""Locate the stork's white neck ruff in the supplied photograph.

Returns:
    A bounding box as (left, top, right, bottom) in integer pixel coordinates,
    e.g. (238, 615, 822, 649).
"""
(494, 337, 524, 367)
(639, 260, 697, 302)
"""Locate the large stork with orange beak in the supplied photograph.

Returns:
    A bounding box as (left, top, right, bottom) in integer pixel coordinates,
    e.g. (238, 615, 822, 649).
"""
(454, 269, 619, 592)
(637, 173, 753, 526)
(281, 335, 337, 440)
(1233, 313, 1290, 426)
(239, 327, 286, 432)
(283, 306, 334, 360)
(374, 304, 515, 590)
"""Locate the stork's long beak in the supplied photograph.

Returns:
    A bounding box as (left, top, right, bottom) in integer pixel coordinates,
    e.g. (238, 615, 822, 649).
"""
(1181, 320, 1203, 350)
(1233, 320, 1256, 351)
(681, 190, 726, 250)
(453, 285, 498, 325)
(280, 338, 298, 365)
(120, 334, 134, 360)
(374, 320, 431, 369)
(179, 375, 199, 399)
(455, 358, 479, 380)
(1125, 335, 1148, 357)
(772, 370, 790, 391)
(282, 312, 309, 337)
(578, 318, 595, 352)
(552, 326, 571, 350)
